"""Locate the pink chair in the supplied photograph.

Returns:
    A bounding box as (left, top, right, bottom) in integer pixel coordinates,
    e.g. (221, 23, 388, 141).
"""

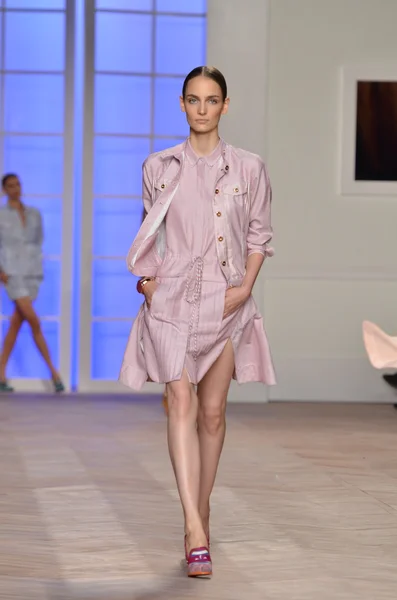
(362, 320, 397, 369)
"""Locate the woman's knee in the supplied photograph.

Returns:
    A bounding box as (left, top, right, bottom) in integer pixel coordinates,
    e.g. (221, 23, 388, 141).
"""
(15, 300, 40, 332)
(24, 312, 41, 333)
(167, 383, 196, 419)
(199, 402, 226, 435)
(10, 309, 24, 327)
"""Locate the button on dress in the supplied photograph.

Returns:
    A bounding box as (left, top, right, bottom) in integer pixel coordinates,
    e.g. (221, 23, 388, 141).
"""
(141, 139, 275, 385)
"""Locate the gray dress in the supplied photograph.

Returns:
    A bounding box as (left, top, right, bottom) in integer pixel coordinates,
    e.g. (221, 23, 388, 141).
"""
(0, 204, 44, 301)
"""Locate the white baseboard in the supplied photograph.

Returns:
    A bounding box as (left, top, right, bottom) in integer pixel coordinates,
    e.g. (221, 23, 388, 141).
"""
(5, 379, 71, 393)
(226, 381, 269, 402)
(56, 358, 397, 404)
(268, 357, 397, 403)
(80, 379, 269, 402)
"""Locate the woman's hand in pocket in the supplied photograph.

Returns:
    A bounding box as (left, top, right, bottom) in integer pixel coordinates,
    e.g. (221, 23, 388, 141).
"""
(223, 285, 250, 319)
(143, 280, 158, 309)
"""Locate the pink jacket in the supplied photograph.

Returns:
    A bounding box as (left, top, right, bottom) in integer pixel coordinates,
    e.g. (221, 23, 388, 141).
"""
(127, 139, 273, 286)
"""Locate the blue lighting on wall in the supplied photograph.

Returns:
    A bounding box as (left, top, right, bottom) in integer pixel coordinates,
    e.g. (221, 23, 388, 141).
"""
(0, 0, 206, 387)
(1, 5, 66, 379)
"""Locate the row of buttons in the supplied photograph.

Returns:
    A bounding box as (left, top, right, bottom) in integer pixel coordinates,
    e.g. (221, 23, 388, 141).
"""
(158, 174, 228, 268)
(157, 161, 229, 191)
(215, 186, 239, 194)
(218, 229, 226, 265)
(215, 182, 225, 264)
(159, 183, 239, 194)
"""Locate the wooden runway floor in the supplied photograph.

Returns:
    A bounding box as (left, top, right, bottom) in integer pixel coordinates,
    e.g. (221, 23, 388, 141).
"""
(0, 395, 397, 599)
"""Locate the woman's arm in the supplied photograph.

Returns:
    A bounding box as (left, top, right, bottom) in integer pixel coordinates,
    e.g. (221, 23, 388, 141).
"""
(223, 161, 273, 318)
(242, 160, 273, 293)
(142, 160, 153, 216)
(246, 160, 273, 257)
(223, 251, 264, 318)
(136, 158, 157, 298)
(241, 252, 264, 295)
(0, 219, 7, 283)
(140, 159, 153, 224)
(37, 210, 44, 247)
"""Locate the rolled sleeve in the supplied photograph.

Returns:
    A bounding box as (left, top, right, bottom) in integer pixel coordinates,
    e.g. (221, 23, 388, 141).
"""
(142, 160, 153, 219)
(36, 211, 44, 246)
(247, 160, 274, 258)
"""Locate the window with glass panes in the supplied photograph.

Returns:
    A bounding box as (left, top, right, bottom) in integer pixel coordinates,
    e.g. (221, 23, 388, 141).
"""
(0, 0, 206, 390)
(79, 0, 207, 390)
(0, 0, 73, 387)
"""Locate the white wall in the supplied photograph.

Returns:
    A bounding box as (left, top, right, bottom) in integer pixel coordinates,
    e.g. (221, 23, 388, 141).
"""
(208, 0, 397, 402)
(207, 0, 271, 401)
(266, 0, 397, 402)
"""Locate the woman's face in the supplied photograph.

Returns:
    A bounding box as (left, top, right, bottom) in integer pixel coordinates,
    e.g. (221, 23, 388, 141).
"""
(3, 176, 21, 201)
(180, 75, 229, 134)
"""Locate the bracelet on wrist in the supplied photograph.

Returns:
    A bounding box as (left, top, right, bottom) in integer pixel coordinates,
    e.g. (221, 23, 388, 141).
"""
(136, 277, 154, 294)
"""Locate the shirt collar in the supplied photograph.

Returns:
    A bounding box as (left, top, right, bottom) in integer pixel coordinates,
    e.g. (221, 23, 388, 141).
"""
(185, 137, 224, 167)
(6, 201, 26, 212)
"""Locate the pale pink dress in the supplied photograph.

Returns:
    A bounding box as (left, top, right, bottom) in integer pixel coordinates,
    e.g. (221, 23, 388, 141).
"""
(141, 139, 274, 385)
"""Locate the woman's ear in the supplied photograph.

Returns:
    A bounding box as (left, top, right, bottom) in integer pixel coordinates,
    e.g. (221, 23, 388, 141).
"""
(222, 97, 230, 115)
(180, 96, 186, 113)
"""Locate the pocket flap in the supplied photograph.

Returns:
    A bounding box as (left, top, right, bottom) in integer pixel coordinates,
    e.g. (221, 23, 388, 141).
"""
(223, 181, 248, 195)
(154, 178, 172, 192)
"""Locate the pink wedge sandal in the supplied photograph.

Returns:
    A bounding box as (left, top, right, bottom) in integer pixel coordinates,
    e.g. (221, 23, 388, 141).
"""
(187, 546, 212, 578)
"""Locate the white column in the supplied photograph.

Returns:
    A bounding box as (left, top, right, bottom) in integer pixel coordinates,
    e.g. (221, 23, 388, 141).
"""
(78, 0, 95, 391)
(207, 0, 272, 402)
(60, 0, 76, 389)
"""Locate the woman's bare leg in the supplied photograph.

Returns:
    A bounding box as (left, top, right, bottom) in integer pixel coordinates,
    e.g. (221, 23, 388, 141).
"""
(196, 339, 235, 538)
(14, 297, 60, 380)
(0, 307, 24, 380)
(166, 369, 207, 552)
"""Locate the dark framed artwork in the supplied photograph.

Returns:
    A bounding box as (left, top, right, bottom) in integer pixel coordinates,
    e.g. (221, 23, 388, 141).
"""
(340, 66, 397, 195)
(355, 81, 397, 182)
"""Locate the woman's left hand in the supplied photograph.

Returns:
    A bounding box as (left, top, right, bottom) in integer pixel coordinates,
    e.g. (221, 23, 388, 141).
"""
(223, 285, 251, 319)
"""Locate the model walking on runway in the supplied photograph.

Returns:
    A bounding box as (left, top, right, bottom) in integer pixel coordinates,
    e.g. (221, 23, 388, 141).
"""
(0, 174, 64, 393)
(120, 66, 276, 577)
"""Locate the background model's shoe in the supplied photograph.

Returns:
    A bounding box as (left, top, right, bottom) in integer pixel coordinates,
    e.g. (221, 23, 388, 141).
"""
(0, 381, 14, 392)
(53, 380, 65, 393)
(187, 547, 212, 578)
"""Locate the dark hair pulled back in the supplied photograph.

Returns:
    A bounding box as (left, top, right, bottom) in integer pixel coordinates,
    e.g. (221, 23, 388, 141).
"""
(1, 173, 18, 188)
(182, 66, 227, 101)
